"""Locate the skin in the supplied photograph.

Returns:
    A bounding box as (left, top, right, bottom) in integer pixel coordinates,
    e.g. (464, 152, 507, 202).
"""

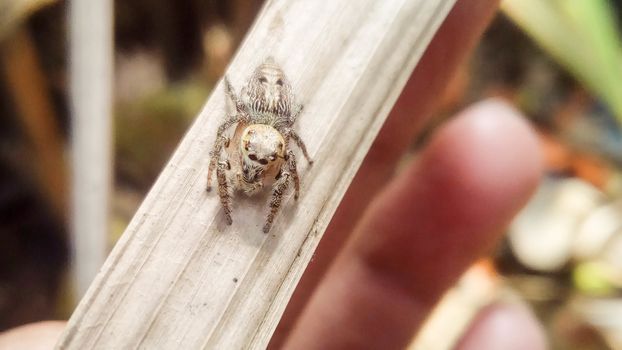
(0, 321, 65, 350)
(279, 100, 546, 349)
(0, 1, 548, 348)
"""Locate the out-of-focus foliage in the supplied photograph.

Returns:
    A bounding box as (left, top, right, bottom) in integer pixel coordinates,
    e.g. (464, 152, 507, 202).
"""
(115, 82, 209, 190)
(0, 0, 57, 41)
(573, 262, 617, 296)
(502, 0, 622, 128)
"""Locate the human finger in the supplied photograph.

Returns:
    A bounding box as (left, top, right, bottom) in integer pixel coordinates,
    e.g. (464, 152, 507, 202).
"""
(283, 100, 542, 349)
(0, 321, 66, 350)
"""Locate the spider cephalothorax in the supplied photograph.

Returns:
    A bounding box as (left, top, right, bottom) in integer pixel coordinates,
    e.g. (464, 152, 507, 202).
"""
(244, 59, 293, 116)
(206, 58, 312, 233)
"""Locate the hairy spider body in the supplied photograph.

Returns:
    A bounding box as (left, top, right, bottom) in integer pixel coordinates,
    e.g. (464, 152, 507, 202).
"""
(206, 58, 312, 233)
(230, 123, 285, 195)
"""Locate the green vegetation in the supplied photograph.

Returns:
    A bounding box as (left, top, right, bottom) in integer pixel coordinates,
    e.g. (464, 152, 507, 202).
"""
(503, 0, 622, 127)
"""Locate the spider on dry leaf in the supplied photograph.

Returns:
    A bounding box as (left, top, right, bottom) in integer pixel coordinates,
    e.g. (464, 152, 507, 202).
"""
(206, 57, 313, 233)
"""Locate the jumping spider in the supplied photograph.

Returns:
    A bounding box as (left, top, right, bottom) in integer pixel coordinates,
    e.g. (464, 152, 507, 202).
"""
(206, 58, 313, 233)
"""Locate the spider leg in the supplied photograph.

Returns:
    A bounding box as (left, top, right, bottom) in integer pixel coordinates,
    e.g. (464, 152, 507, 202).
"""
(225, 76, 250, 114)
(207, 77, 248, 191)
(240, 86, 249, 106)
(263, 171, 290, 233)
(290, 103, 303, 124)
(206, 135, 229, 191)
(288, 130, 313, 165)
(216, 159, 233, 225)
(285, 150, 300, 200)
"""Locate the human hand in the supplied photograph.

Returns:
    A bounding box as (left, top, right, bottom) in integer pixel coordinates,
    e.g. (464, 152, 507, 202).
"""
(271, 0, 548, 349)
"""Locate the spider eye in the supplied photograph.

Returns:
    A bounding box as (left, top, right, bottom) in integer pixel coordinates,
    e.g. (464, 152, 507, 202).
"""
(248, 154, 257, 161)
(258, 158, 269, 165)
(258, 77, 267, 84)
(276, 79, 284, 86)
(268, 153, 276, 161)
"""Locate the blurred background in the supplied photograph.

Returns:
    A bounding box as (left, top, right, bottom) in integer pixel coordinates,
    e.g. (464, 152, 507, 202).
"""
(1, 0, 621, 349)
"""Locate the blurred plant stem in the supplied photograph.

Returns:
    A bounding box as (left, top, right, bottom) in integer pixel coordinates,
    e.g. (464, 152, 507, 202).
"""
(1, 27, 67, 219)
(502, 0, 622, 128)
(69, 0, 113, 300)
(230, 0, 264, 45)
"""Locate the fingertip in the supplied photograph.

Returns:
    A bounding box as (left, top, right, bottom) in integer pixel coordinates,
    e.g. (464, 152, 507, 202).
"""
(456, 302, 548, 350)
(0, 321, 67, 349)
(417, 98, 543, 235)
(454, 98, 543, 190)
(355, 98, 543, 303)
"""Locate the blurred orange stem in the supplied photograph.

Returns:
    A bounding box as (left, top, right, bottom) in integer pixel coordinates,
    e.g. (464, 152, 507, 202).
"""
(1, 27, 67, 219)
